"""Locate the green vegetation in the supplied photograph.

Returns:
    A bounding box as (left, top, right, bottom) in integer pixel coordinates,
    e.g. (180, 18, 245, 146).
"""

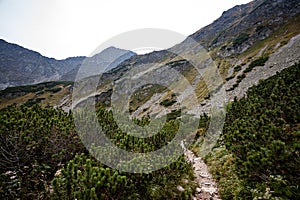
(0, 105, 86, 199)
(227, 56, 269, 91)
(51, 105, 197, 199)
(0, 81, 73, 109)
(24, 97, 46, 107)
(244, 56, 269, 73)
(0, 51, 298, 200)
(166, 109, 182, 121)
(255, 25, 265, 33)
(236, 73, 246, 84)
(233, 33, 250, 47)
(225, 66, 242, 82)
(225, 75, 235, 81)
(52, 153, 195, 200)
(0, 101, 196, 199)
(160, 98, 177, 107)
(206, 63, 300, 199)
(233, 65, 242, 72)
(0, 81, 72, 97)
(239, 14, 300, 60)
(129, 84, 166, 113)
(45, 87, 62, 93)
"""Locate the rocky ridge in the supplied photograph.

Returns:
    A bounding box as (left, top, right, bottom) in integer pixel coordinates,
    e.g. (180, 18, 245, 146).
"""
(0, 40, 136, 89)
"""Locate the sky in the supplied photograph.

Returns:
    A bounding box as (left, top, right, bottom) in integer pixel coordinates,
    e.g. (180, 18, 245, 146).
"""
(0, 0, 252, 59)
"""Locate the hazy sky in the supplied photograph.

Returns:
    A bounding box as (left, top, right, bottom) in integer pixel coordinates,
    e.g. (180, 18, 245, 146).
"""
(0, 0, 252, 59)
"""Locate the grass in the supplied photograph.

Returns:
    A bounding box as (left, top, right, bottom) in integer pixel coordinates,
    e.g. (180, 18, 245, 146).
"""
(204, 147, 243, 199)
(221, 14, 300, 86)
(41, 85, 71, 107)
(0, 81, 72, 96)
(195, 78, 209, 101)
(129, 84, 166, 113)
(233, 33, 250, 47)
(0, 93, 35, 109)
(0, 82, 72, 109)
(238, 13, 300, 60)
(216, 58, 232, 81)
(221, 13, 300, 89)
(180, 65, 199, 84)
(244, 56, 269, 73)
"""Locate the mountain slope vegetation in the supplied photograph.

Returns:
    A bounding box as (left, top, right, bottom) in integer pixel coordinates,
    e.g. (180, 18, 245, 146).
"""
(205, 62, 300, 199)
(0, 0, 300, 199)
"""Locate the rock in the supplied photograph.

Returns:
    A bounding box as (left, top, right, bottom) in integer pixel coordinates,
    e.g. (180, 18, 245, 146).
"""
(4, 171, 15, 175)
(196, 187, 202, 193)
(200, 174, 209, 178)
(54, 169, 62, 177)
(182, 179, 189, 184)
(176, 185, 185, 192)
(194, 158, 201, 162)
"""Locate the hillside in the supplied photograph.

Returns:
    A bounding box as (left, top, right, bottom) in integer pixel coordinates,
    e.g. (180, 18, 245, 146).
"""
(0, 81, 73, 110)
(0, 40, 136, 89)
(1, 0, 300, 114)
(0, 0, 300, 199)
(70, 0, 300, 119)
(0, 62, 298, 200)
(205, 62, 300, 199)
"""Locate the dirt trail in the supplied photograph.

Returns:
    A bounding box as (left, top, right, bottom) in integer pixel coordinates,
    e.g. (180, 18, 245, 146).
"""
(181, 142, 221, 200)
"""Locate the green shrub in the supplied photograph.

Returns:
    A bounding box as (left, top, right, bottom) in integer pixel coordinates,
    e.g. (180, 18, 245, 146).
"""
(225, 75, 235, 81)
(236, 73, 246, 83)
(220, 63, 300, 199)
(45, 87, 62, 93)
(233, 33, 250, 47)
(51, 153, 195, 199)
(160, 99, 177, 107)
(244, 56, 269, 73)
(0, 105, 86, 199)
(233, 65, 242, 72)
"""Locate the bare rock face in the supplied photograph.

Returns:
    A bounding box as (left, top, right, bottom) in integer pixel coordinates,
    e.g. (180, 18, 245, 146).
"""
(191, 0, 300, 55)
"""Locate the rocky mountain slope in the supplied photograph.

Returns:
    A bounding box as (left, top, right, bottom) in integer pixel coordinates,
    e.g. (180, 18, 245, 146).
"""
(1, 0, 300, 116)
(71, 0, 300, 118)
(191, 0, 300, 49)
(1, 1, 299, 199)
(0, 40, 136, 89)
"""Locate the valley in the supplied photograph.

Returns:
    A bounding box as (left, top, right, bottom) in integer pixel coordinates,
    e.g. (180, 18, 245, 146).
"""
(0, 0, 299, 199)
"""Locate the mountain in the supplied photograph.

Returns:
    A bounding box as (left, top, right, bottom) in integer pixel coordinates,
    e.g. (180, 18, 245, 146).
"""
(0, 0, 300, 199)
(1, 0, 300, 112)
(71, 0, 300, 117)
(0, 39, 136, 89)
(191, 0, 300, 49)
(1, 0, 300, 113)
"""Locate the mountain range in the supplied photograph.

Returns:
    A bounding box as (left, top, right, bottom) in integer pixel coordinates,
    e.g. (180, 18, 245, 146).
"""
(0, 40, 136, 89)
(0, 0, 300, 115)
(0, 0, 300, 199)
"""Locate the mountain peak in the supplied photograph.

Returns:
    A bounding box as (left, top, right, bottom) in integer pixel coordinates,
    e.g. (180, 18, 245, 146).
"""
(0, 39, 136, 89)
(190, 0, 300, 51)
